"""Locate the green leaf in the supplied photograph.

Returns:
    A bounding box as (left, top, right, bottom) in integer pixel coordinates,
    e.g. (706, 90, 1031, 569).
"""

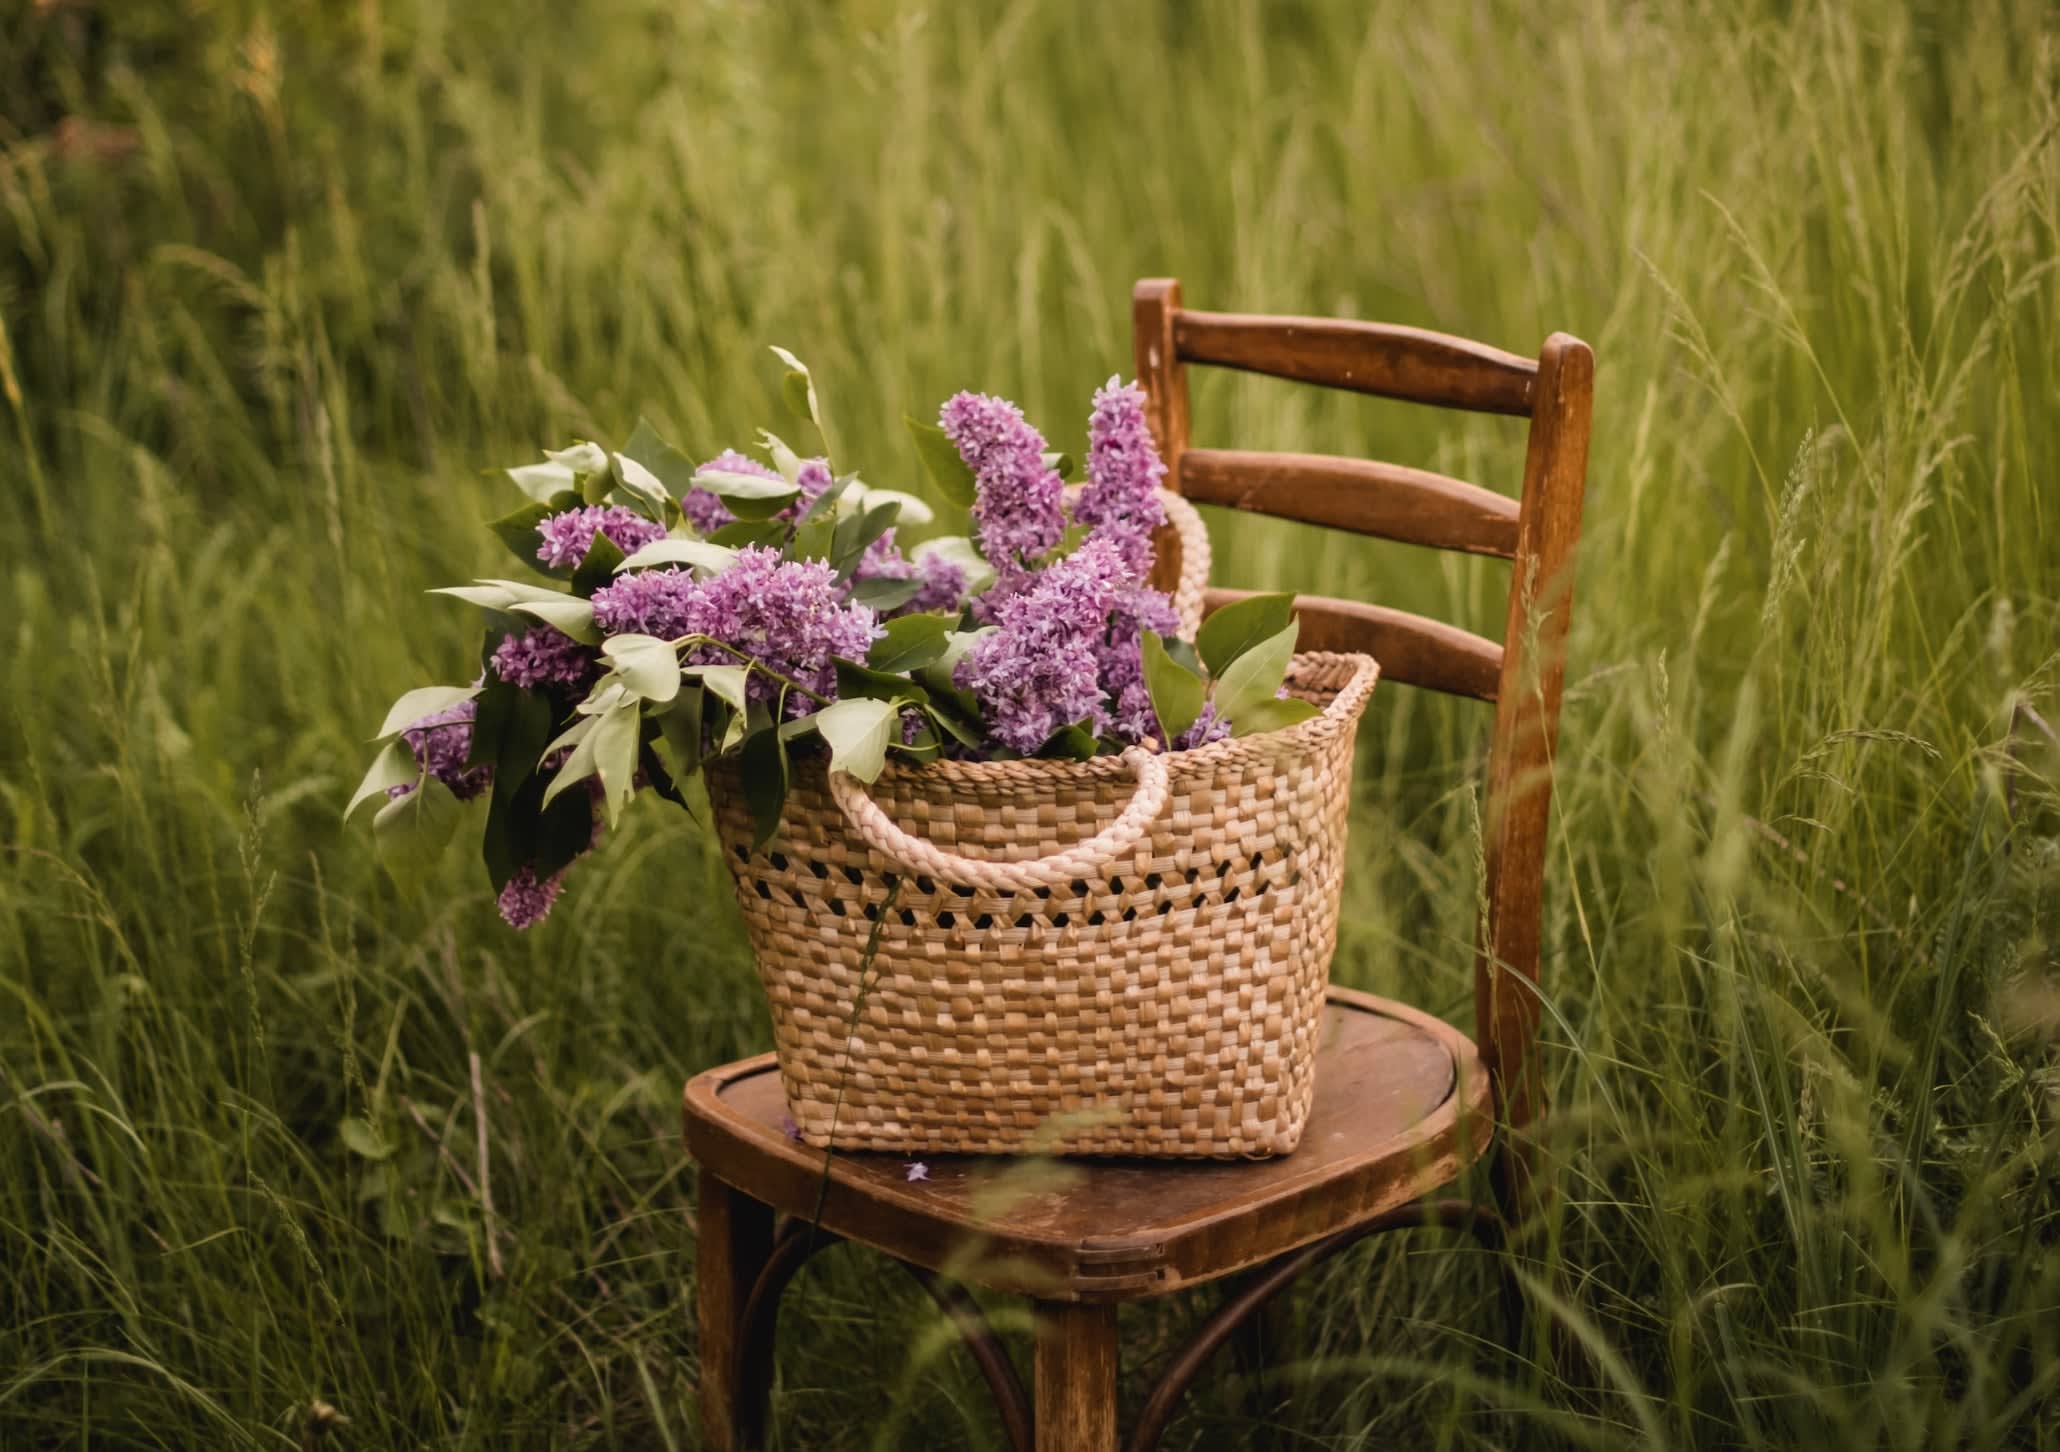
(740, 724, 790, 849)
(834, 657, 928, 704)
(1197, 593, 1296, 676)
(1038, 721, 1103, 761)
(786, 511, 836, 565)
(780, 371, 817, 435)
(375, 685, 482, 742)
(544, 441, 611, 478)
(589, 700, 640, 826)
(656, 683, 705, 781)
(849, 575, 925, 611)
(867, 613, 953, 673)
(338, 1116, 392, 1161)
(1041, 450, 1076, 480)
(373, 776, 464, 884)
(620, 418, 701, 497)
(690, 664, 751, 714)
(1165, 635, 1204, 676)
(430, 578, 568, 611)
(709, 518, 788, 549)
(570, 530, 625, 598)
(905, 415, 977, 507)
(609, 451, 672, 521)
(1141, 631, 1206, 744)
(489, 499, 565, 571)
(831, 500, 902, 580)
(769, 346, 822, 432)
(346, 740, 418, 821)
(922, 695, 984, 750)
(615, 538, 736, 574)
(510, 597, 600, 645)
(541, 717, 600, 804)
(505, 461, 576, 503)
(1212, 619, 1302, 723)
(602, 634, 681, 704)
(692, 467, 800, 519)
(1228, 695, 1321, 737)
(815, 697, 897, 783)
(757, 430, 804, 484)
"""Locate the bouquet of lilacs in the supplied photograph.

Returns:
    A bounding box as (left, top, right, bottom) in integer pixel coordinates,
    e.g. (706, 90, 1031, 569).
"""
(349, 350, 1313, 928)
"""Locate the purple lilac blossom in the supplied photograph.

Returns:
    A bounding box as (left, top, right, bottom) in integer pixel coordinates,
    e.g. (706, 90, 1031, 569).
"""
(1098, 584, 1181, 744)
(1176, 701, 1233, 750)
(940, 392, 1065, 573)
(677, 546, 876, 712)
(490, 626, 597, 691)
(590, 567, 699, 640)
(535, 505, 667, 570)
(955, 535, 1126, 753)
(1074, 377, 1167, 578)
(389, 699, 492, 802)
(851, 533, 970, 619)
(902, 550, 969, 617)
(497, 865, 566, 929)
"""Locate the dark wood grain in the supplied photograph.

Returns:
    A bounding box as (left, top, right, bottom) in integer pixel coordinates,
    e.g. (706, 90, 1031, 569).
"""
(1205, 587, 1504, 702)
(1181, 448, 1520, 557)
(684, 990, 1491, 1304)
(696, 1173, 772, 1451)
(1174, 309, 1538, 416)
(1036, 1301, 1119, 1451)
(1478, 332, 1593, 1140)
(1134, 279, 1192, 600)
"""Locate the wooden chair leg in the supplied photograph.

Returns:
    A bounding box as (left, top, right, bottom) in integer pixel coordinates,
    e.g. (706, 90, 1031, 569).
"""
(697, 1172, 774, 1451)
(1033, 1300, 1119, 1452)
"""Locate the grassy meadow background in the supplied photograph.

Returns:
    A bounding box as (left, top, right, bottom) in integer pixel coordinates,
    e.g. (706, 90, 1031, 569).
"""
(5, 0, 2059, 1446)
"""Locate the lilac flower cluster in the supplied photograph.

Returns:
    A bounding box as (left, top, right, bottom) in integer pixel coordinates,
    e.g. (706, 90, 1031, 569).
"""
(390, 699, 492, 802)
(1098, 585, 1181, 743)
(535, 505, 666, 570)
(490, 626, 597, 691)
(1074, 377, 1167, 578)
(590, 567, 699, 640)
(955, 536, 1126, 752)
(497, 865, 566, 929)
(941, 392, 1065, 580)
(678, 546, 876, 710)
(591, 547, 874, 713)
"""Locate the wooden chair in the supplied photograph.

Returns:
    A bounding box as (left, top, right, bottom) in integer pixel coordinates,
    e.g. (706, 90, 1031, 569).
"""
(684, 279, 1594, 1451)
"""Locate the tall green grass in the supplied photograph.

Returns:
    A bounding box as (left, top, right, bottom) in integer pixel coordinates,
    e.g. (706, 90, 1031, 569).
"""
(3, 0, 2057, 1446)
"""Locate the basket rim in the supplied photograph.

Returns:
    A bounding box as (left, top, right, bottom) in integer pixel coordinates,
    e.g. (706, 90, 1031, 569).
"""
(817, 649, 1380, 792)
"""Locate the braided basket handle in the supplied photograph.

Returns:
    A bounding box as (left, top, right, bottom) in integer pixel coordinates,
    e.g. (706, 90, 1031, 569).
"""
(1158, 488, 1211, 638)
(827, 746, 1172, 892)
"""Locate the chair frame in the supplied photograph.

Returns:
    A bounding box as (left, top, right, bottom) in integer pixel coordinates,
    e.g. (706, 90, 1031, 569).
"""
(689, 280, 1593, 1451)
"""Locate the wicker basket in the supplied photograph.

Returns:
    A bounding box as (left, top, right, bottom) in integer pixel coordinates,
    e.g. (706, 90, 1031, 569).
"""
(705, 491, 1379, 1157)
(707, 641, 1379, 1159)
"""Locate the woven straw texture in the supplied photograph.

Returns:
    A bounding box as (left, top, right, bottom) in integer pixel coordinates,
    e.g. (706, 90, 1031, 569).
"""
(706, 650, 1380, 1159)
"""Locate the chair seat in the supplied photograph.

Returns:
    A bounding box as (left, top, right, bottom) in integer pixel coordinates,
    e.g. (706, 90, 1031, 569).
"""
(683, 986, 1492, 1303)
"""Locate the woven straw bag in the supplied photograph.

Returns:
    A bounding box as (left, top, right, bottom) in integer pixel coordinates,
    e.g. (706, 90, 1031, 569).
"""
(706, 493, 1380, 1158)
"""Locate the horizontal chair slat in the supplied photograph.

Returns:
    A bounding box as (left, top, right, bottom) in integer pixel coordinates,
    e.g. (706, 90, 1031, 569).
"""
(1206, 588, 1503, 702)
(1174, 310, 1538, 417)
(1180, 449, 1520, 559)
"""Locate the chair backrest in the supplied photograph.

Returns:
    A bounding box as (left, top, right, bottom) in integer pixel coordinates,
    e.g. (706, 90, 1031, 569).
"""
(1132, 278, 1594, 1132)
